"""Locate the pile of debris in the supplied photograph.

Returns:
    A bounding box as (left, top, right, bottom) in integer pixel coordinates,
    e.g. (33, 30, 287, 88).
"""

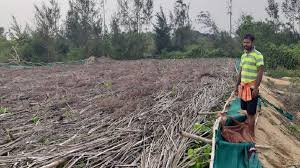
(0, 58, 235, 167)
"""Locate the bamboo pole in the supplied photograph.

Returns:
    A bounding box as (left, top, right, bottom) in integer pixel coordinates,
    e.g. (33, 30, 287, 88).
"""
(198, 112, 219, 115)
(180, 131, 272, 149)
(180, 131, 212, 144)
(210, 91, 235, 168)
(40, 158, 68, 168)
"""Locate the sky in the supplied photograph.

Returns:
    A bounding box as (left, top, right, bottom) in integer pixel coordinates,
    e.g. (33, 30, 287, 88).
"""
(0, 0, 284, 33)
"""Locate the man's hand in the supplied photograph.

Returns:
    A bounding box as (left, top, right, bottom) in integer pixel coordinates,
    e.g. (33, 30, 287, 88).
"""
(235, 85, 239, 96)
(252, 88, 259, 98)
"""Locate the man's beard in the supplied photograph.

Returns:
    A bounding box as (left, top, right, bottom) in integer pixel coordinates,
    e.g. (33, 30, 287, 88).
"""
(244, 46, 253, 51)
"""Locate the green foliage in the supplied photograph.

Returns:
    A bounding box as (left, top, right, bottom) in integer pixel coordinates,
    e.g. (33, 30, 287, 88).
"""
(197, 11, 219, 34)
(15, 34, 57, 63)
(263, 43, 298, 70)
(282, 0, 300, 32)
(188, 145, 211, 168)
(66, 48, 85, 61)
(103, 81, 113, 89)
(266, 0, 279, 22)
(0, 38, 12, 63)
(214, 32, 241, 57)
(291, 42, 300, 65)
(160, 50, 187, 59)
(32, 115, 41, 125)
(0, 0, 299, 70)
(0, 27, 4, 38)
(0, 107, 8, 114)
(173, 26, 194, 50)
(287, 123, 300, 135)
(267, 67, 300, 78)
(160, 44, 226, 59)
(189, 47, 225, 58)
(117, 0, 153, 33)
(111, 32, 151, 60)
(154, 7, 172, 54)
(236, 14, 300, 48)
(186, 122, 213, 168)
(194, 123, 211, 133)
(66, 0, 103, 50)
(236, 15, 276, 48)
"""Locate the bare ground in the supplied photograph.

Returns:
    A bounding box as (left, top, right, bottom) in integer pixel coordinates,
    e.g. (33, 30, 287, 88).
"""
(256, 82, 300, 168)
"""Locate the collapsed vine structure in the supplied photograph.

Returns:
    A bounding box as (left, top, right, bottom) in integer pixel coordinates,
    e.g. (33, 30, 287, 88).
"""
(0, 58, 235, 167)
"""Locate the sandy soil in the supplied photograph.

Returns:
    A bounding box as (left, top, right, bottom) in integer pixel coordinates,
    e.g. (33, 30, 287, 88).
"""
(256, 84, 300, 168)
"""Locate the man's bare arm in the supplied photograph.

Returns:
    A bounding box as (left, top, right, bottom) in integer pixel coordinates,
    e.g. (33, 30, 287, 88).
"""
(236, 68, 241, 87)
(255, 66, 264, 89)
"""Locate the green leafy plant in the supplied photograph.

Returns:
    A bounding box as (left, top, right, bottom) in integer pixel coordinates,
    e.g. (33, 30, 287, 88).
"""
(32, 115, 40, 125)
(103, 81, 113, 89)
(187, 122, 213, 168)
(188, 144, 212, 168)
(287, 124, 300, 135)
(194, 122, 211, 134)
(0, 107, 8, 114)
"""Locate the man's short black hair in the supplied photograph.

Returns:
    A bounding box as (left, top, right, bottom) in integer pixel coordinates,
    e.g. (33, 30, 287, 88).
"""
(244, 34, 255, 42)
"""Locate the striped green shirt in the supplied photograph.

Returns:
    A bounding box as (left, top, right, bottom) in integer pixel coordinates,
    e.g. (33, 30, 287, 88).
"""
(240, 48, 264, 83)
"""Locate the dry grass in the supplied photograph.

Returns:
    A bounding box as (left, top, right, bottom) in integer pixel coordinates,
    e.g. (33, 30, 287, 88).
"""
(0, 58, 235, 167)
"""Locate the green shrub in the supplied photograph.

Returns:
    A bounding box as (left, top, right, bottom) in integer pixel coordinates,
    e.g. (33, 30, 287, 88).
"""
(66, 48, 85, 61)
(0, 38, 12, 63)
(267, 67, 300, 78)
(291, 42, 300, 65)
(111, 32, 150, 60)
(186, 122, 213, 168)
(32, 115, 40, 125)
(0, 107, 8, 114)
(263, 43, 298, 70)
(160, 50, 187, 59)
(187, 45, 209, 58)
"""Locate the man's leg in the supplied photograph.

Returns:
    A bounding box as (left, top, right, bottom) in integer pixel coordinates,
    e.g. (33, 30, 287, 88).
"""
(247, 96, 258, 139)
(247, 114, 256, 138)
(241, 99, 247, 112)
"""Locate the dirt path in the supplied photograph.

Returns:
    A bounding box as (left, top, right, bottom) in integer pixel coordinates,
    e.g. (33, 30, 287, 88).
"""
(256, 86, 300, 168)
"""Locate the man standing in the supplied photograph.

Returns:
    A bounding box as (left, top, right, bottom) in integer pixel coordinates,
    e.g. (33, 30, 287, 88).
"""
(235, 34, 264, 140)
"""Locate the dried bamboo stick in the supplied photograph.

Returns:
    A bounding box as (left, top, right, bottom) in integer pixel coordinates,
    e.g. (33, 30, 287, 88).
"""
(180, 131, 212, 144)
(40, 158, 68, 168)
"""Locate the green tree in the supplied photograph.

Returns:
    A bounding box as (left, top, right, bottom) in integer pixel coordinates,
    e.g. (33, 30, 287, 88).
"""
(154, 7, 172, 54)
(111, 0, 153, 59)
(8, 16, 32, 62)
(266, 0, 281, 32)
(0, 27, 12, 62)
(117, 0, 153, 33)
(197, 11, 219, 35)
(236, 14, 300, 47)
(34, 0, 61, 62)
(172, 0, 190, 29)
(0, 27, 4, 39)
(9, 16, 30, 43)
(236, 15, 276, 47)
(282, 0, 300, 32)
(66, 0, 103, 57)
(266, 0, 280, 23)
(171, 0, 193, 50)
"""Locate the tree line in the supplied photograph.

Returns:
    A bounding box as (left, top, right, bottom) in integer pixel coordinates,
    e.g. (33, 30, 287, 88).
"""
(0, 0, 299, 72)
